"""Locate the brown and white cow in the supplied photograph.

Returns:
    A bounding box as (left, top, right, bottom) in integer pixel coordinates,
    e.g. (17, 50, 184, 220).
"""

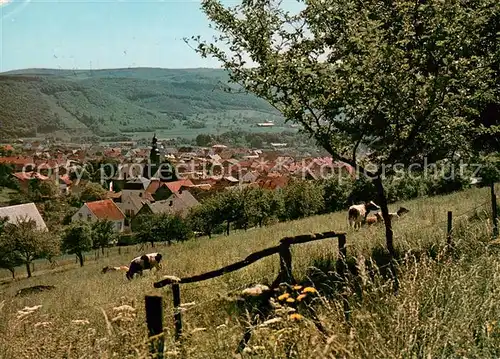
(348, 201, 381, 230)
(125, 252, 163, 280)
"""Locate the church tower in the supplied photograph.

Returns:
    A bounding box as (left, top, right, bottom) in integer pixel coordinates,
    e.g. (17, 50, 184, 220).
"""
(149, 133, 160, 165)
(143, 133, 177, 182)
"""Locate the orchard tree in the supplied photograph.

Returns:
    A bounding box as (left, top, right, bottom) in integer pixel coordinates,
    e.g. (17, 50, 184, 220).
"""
(189, 0, 499, 266)
(2, 217, 59, 277)
(91, 219, 117, 254)
(61, 222, 92, 267)
(0, 216, 23, 279)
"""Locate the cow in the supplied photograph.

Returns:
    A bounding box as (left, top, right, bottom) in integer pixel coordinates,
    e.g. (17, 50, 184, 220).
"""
(125, 252, 163, 280)
(348, 201, 381, 230)
(388, 206, 410, 221)
(363, 212, 383, 227)
(102, 265, 129, 274)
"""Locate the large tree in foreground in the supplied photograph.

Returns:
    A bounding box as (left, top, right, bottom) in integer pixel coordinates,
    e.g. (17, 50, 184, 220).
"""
(189, 0, 499, 264)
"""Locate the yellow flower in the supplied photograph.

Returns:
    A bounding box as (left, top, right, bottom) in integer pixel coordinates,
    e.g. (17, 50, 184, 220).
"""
(302, 287, 317, 294)
(297, 294, 307, 301)
(487, 321, 497, 335)
(289, 313, 303, 321)
(293, 285, 303, 290)
(278, 293, 290, 301)
(286, 298, 295, 303)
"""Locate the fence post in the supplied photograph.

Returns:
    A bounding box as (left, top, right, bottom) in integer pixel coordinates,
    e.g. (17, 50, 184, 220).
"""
(145, 295, 164, 359)
(447, 211, 453, 247)
(491, 183, 498, 239)
(172, 283, 183, 341)
(278, 241, 294, 284)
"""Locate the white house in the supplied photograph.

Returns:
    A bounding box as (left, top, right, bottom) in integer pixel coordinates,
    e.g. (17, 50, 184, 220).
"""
(0, 202, 48, 231)
(71, 199, 126, 232)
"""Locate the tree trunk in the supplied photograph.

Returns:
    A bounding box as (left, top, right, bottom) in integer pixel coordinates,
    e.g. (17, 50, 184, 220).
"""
(25, 262, 32, 278)
(77, 253, 84, 267)
(101, 246, 105, 255)
(373, 175, 399, 293)
(226, 221, 230, 235)
(373, 176, 395, 257)
(9, 268, 15, 279)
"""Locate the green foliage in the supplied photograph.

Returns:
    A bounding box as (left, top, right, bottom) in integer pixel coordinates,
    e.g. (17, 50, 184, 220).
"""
(0, 164, 19, 190)
(1, 217, 59, 277)
(193, 0, 498, 170)
(280, 179, 325, 220)
(134, 212, 193, 245)
(0, 216, 23, 278)
(79, 182, 108, 202)
(28, 178, 59, 202)
(91, 219, 118, 253)
(61, 222, 93, 266)
(0, 68, 283, 139)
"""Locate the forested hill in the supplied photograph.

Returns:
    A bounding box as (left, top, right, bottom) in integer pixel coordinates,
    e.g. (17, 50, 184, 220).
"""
(0, 67, 283, 139)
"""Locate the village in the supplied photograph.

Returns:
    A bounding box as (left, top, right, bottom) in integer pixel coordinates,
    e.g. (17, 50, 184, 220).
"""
(0, 135, 356, 241)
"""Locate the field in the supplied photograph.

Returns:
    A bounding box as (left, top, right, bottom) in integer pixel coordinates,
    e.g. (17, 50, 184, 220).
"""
(1, 185, 500, 358)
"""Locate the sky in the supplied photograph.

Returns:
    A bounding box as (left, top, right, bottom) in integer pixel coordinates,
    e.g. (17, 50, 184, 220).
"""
(0, 0, 304, 72)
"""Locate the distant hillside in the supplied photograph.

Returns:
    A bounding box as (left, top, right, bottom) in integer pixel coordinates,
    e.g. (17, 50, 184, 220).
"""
(0, 68, 285, 140)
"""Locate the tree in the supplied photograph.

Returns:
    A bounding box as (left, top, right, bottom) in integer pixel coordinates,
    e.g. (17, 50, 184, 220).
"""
(91, 219, 117, 254)
(281, 179, 324, 220)
(2, 217, 59, 278)
(79, 182, 108, 202)
(190, 0, 499, 266)
(187, 199, 222, 238)
(28, 178, 59, 202)
(134, 213, 193, 246)
(0, 216, 22, 279)
(61, 222, 92, 267)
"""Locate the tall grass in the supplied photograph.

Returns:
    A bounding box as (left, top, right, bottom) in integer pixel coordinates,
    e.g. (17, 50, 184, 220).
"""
(0, 185, 498, 358)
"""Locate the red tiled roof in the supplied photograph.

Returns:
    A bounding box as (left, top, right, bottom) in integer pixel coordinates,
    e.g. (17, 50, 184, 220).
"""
(145, 179, 162, 194)
(13, 171, 49, 181)
(86, 199, 125, 220)
(163, 179, 194, 193)
(0, 156, 34, 166)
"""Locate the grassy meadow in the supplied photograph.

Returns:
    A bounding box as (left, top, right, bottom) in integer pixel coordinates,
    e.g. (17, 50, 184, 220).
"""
(1, 184, 500, 358)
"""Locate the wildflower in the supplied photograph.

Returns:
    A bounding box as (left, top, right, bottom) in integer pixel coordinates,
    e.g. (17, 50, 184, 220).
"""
(487, 321, 497, 335)
(258, 317, 282, 327)
(278, 293, 290, 301)
(34, 321, 52, 328)
(302, 287, 317, 294)
(286, 298, 295, 303)
(242, 284, 269, 297)
(297, 294, 307, 301)
(289, 313, 304, 321)
(112, 305, 136, 313)
(293, 285, 303, 291)
(71, 319, 90, 325)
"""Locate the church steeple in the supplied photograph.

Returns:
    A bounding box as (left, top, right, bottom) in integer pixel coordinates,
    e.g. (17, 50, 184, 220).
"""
(149, 133, 160, 165)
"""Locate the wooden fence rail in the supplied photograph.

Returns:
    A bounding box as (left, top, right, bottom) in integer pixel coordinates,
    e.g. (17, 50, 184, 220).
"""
(150, 230, 347, 355)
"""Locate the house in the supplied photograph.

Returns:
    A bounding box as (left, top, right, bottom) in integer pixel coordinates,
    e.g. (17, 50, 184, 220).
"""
(71, 199, 126, 232)
(132, 189, 200, 228)
(118, 192, 150, 218)
(149, 179, 195, 201)
(0, 202, 48, 231)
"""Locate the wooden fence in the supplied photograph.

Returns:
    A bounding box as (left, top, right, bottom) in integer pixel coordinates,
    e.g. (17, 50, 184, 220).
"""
(145, 230, 347, 358)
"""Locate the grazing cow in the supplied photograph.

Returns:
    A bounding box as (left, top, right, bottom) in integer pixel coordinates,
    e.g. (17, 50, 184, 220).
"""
(348, 201, 381, 230)
(388, 207, 410, 221)
(125, 252, 163, 280)
(363, 212, 383, 226)
(102, 265, 129, 274)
